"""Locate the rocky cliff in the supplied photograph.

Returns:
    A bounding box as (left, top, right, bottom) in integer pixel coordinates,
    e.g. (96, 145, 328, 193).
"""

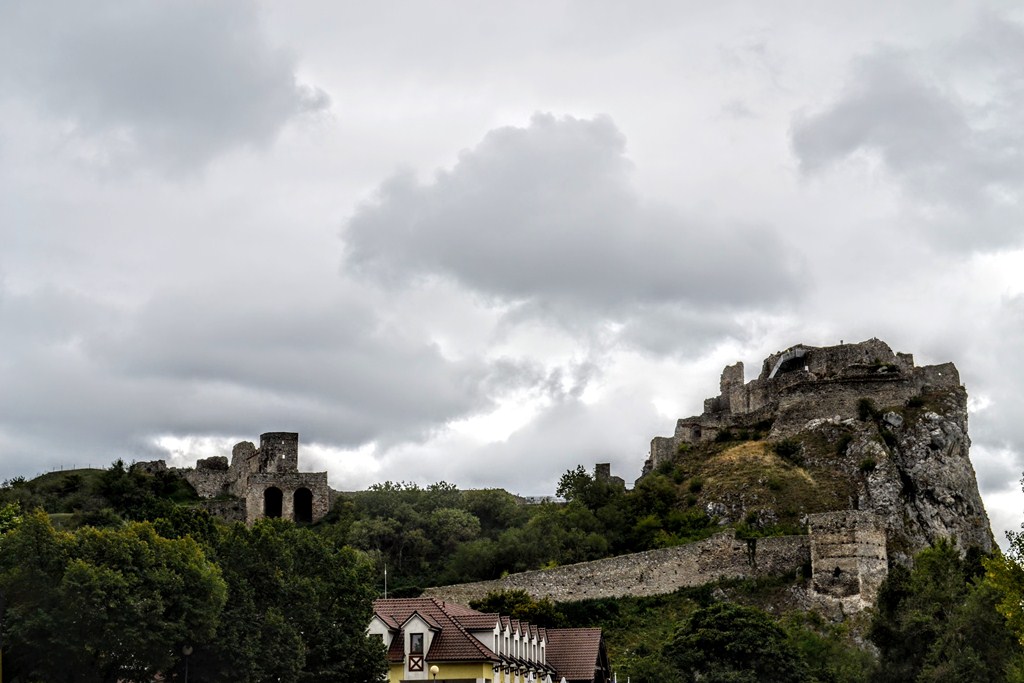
(642, 338, 993, 562)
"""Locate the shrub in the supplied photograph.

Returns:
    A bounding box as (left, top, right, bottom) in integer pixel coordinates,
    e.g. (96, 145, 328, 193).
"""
(772, 439, 804, 465)
(859, 457, 877, 474)
(858, 398, 879, 421)
(836, 433, 854, 455)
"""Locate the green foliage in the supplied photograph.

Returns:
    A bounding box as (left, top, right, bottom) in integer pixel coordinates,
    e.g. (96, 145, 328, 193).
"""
(857, 398, 879, 421)
(469, 589, 565, 627)
(771, 439, 804, 466)
(196, 518, 388, 682)
(664, 602, 809, 683)
(782, 612, 875, 683)
(0, 500, 21, 534)
(871, 539, 1023, 683)
(0, 461, 200, 527)
(0, 511, 226, 682)
(858, 457, 877, 474)
(986, 479, 1024, 649)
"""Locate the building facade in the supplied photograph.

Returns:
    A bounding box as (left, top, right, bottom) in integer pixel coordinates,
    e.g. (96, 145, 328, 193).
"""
(370, 597, 610, 683)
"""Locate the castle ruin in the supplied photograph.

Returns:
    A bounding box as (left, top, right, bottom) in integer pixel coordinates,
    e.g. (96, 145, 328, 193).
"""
(182, 432, 330, 524)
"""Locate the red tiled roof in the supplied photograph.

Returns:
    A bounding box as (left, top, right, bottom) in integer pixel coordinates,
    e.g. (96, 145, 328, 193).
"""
(372, 597, 605, 681)
(374, 613, 401, 630)
(456, 613, 500, 630)
(372, 597, 499, 664)
(545, 628, 604, 682)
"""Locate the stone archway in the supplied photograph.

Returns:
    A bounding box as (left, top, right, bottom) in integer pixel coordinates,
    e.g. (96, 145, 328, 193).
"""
(264, 486, 283, 518)
(293, 487, 313, 524)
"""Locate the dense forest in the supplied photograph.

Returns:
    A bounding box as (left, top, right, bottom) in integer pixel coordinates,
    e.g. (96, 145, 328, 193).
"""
(3, 462, 1024, 682)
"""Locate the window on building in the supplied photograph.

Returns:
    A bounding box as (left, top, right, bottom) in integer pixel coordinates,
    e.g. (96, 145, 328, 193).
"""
(410, 632, 424, 654)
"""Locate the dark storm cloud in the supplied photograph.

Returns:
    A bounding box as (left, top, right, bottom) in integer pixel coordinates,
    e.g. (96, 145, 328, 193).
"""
(791, 16, 1024, 249)
(0, 0, 327, 171)
(344, 114, 803, 316)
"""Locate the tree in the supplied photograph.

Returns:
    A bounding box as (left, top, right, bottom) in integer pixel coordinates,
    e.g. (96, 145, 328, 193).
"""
(872, 539, 1023, 683)
(987, 485, 1024, 648)
(664, 602, 809, 683)
(469, 589, 565, 628)
(0, 511, 226, 682)
(198, 518, 387, 683)
(0, 501, 20, 534)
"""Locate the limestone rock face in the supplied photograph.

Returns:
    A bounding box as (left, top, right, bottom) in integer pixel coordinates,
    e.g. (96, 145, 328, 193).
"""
(643, 339, 994, 563)
(858, 389, 992, 561)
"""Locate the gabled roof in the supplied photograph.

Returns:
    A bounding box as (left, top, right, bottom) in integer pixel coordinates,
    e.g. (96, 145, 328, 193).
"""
(545, 627, 605, 682)
(373, 597, 499, 664)
(372, 597, 607, 681)
(400, 609, 441, 631)
(372, 612, 401, 630)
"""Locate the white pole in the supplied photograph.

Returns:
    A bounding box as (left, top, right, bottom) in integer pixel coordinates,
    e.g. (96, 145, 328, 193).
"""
(384, 563, 388, 599)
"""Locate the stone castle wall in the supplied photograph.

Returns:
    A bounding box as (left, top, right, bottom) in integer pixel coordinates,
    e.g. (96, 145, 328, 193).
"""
(808, 510, 887, 608)
(425, 513, 887, 611)
(139, 431, 330, 525)
(642, 340, 962, 477)
(424, 530, 811, 605)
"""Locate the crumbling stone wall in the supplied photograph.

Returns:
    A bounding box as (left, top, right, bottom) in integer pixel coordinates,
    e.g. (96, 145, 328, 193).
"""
(808, 511, 887, 609)
(642, 339, 962, 477)
(141, 431, 330, 525)
(424, 530, 811, 604)
(425, 514, 888, 612)
(245, 471, 330, 524)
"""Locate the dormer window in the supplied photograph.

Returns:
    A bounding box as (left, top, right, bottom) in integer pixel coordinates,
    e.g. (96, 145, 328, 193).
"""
(408, 632, 425, 673)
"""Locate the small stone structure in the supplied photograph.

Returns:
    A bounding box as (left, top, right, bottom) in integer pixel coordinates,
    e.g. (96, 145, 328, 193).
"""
(147, 432, 330, 524)
(425, 512, 885, 611)
(808, 510, 887, 610)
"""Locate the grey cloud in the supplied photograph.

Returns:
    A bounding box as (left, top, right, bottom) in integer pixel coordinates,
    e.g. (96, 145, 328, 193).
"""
(791, 18, 1024, 249)
(344, 114, 802, 318)
(0, 0, 327, 172)
(0, 280, 541, 473)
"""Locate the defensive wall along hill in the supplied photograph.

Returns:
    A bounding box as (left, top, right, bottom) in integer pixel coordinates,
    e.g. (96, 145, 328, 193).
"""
(427, 339, 992, 612)
(425, 510, 887, 612)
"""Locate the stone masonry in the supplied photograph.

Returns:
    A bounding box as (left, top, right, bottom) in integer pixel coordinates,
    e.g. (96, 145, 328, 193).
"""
(645, 339, 961, 476)
(155, 432, 330, 524)
(425, 512, 885, 611)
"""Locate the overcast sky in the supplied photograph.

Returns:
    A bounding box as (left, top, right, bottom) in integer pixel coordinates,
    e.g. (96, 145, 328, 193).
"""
(3, 1, 1024, 546)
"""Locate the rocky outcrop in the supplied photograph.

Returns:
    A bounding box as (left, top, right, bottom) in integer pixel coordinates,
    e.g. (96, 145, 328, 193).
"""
(643, 339, 993, 562)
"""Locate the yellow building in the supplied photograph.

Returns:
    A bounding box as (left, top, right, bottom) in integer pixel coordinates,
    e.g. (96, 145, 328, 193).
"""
(370, 597, 609, 683)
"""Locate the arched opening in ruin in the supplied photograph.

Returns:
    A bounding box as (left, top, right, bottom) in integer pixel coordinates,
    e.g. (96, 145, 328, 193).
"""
(768, 346, 809, 379)
(264, 486, 283, 518)
(293, 487, 313, 524)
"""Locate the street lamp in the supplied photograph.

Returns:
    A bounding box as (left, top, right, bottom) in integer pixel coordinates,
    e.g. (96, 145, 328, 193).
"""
(430, 664, 439, 681)
(182, 644, 193, 683)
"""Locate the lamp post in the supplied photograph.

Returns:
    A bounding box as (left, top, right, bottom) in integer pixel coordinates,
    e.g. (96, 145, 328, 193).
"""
(429, 664, 439, 681)
(182, 644, 193, 683)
